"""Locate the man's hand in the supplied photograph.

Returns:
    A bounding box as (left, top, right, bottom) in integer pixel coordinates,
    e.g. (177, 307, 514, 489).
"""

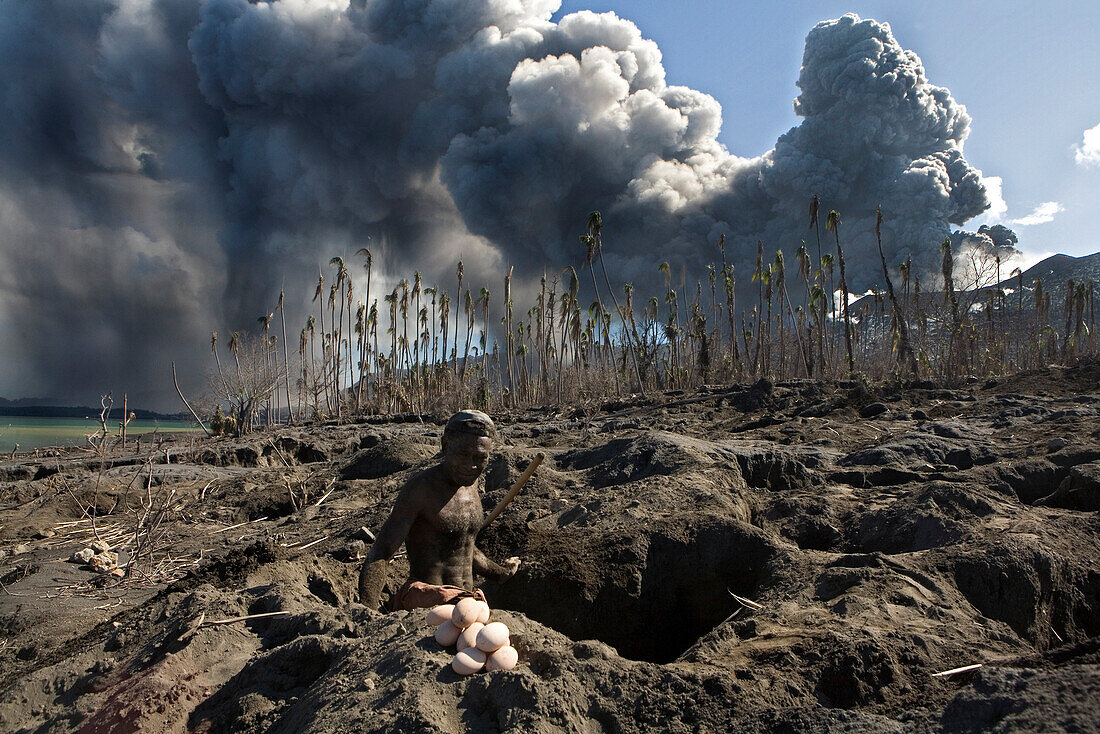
(501, 556, 521, 581)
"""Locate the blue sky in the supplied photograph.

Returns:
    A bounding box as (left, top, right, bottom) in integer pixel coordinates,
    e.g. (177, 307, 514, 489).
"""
(555, 0, 1100, 264)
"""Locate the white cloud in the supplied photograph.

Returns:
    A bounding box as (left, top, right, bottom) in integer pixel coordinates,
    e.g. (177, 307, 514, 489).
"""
(972, 174, 1007, 225)
(1010, 201, 1063, 227)
(1074, 122, 1100, 167)
(981, 174, 1007, 221)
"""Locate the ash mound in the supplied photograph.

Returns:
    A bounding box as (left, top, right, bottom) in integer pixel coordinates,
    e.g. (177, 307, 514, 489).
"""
(1, 366, 1099, 732)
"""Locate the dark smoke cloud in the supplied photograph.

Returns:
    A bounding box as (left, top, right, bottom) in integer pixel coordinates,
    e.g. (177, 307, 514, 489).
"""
(0, 3, 995, 409)
(951, 224, 1020, 261)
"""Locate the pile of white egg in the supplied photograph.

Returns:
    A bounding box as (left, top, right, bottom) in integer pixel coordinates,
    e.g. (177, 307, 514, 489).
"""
(426, 597, 518, 676)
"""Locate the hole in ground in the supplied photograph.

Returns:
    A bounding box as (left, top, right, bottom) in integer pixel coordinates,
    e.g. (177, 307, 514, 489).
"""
(486, 518, 778, 664)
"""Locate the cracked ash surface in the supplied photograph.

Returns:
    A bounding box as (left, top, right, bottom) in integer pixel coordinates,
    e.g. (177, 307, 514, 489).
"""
(1, 363, 1098, 732)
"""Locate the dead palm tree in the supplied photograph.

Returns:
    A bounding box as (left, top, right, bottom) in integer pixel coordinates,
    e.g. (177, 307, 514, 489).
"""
(751, 242, 765, 376)
(479, 287, 491, 372)
(211, 331, 230, 399)
(412, 271, 423, 382)
(425, 286, 439, 366)
(557, 267, 579, 404)
(398, 278, 411, 381)
(257, 312, 273, 425)
(461, 288, 474, 381)
(940, 237, 966, 376)
(228, 331, 243, 385)
(385, 288, 398, 376)
(454, 261, 464, 375)
(298, 327, 309, 416)
(355, 248, 373, 400)
(306, 316, 318, 414)
(311, 271, 330, 411)
(439, 291, 451, 371)
(586, 211, 644, 394)
(874, 207, 918, 378)
(503, 268, 516, 407)
(368, 301, 379, 387)
(354, 301, 366, 410)
(276, 290, 294, 423)
(826, 211, 855, 377)
(329, 257, 349, 415)
(327, 281, 340, 409)
(345, 276, 355, 406)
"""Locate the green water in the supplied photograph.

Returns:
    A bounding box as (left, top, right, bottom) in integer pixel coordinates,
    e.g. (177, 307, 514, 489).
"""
(0, 416, 201, 454)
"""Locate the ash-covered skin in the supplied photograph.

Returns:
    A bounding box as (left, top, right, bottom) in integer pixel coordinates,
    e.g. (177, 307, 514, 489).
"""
(358, 410, 519, 610)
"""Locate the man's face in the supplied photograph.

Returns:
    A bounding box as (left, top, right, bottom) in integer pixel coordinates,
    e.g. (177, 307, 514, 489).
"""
(441, 432, 492, 487)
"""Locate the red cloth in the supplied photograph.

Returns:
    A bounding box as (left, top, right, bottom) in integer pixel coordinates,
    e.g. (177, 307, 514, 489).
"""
(389, 580, 486, 611)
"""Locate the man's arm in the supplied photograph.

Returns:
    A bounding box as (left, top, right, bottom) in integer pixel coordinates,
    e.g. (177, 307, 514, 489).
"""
(473, 547, 520, 583)
(359, 483, 420, 608)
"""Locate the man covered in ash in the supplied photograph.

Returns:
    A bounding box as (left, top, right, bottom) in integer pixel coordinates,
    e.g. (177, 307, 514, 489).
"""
(358, 410, 520, 611)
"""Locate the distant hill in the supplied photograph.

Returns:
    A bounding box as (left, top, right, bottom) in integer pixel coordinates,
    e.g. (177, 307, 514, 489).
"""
(851, 251, 1100, 316)
(0, 397, 65, 409)
(1011, 252, 1100, 305)
(0, 399, 185, 421)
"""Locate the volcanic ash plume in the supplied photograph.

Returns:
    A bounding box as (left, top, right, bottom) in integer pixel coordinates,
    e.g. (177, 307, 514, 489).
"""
(0, 3, 995, 407)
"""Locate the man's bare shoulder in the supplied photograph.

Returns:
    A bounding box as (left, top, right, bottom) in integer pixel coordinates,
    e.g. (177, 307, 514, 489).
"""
(395, 462, 447, 501)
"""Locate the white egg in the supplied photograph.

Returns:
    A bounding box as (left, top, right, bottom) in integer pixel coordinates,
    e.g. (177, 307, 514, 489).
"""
(484, 645, 518, 672)
(475, 600, 491, 624)
(475, 621, 510, 653)
(434, 619, 460, 647)
(426, 604, 454, 627)
(452, 647, 487, 676)
(451, 597, 482, 628)
(457, 622, 485, 651)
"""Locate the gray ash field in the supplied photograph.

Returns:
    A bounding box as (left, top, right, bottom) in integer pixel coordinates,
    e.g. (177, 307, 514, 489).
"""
(1, 365, 1099, 732)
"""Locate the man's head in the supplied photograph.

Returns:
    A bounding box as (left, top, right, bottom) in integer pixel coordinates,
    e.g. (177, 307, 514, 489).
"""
(443, 410, 495, 443)
(440, 410, 495, 487)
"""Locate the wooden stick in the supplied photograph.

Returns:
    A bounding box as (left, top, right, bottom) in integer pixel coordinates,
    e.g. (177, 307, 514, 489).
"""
(202, 611, 289, 627)
(481, 452, 545, 530)
(932, 663, 982, 678)
(313, 478, 337, 507)
(209, 517, 267, 534)
(295, 535, 329, 551)
(728, 590, 763, 610)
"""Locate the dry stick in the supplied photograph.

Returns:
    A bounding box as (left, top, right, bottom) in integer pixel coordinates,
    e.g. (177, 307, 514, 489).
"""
(295, 535, 329, 551)
(481, 453, 545, 531)
(285, 476, 299, 512)
(313, 478, 337, 507)
(202, 611, 289, 627)
(209, 517, 268, 534)
(728, 590, 763, 611)
(931, 663, 982, 678)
